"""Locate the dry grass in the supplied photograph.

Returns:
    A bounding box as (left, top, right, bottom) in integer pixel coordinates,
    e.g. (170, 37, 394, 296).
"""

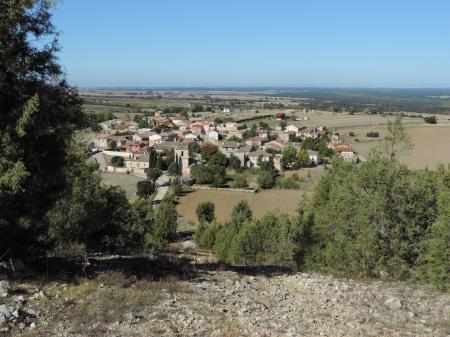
(220, 323, 251, 337)
(17, 271, 188, 337)
(176, 188, 305, 224)
(341, 125, 450, 169)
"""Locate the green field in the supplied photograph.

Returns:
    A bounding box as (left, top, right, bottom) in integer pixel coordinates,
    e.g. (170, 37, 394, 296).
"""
(100, 172, 144, 201)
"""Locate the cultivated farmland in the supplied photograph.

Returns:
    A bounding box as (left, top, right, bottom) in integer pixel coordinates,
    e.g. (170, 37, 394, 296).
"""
(176, 189, 304, 224)
(341, 125, 450, 169)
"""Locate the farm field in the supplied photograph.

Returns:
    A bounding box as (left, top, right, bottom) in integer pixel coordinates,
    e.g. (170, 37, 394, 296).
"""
(342, 125, 450, 170)
(243, 111, 448, 130)
(176, 189, 305, 224)
(297, 111, 428, 129)
(100, 172, 144, 201)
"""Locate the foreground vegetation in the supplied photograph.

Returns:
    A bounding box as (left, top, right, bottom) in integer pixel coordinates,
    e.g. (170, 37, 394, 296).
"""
(0, 1, 177, 258)
(195, 120, 449, 291)
(196, 156, 450, 290)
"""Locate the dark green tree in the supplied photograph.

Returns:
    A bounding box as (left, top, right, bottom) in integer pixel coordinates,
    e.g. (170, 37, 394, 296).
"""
(152, 198, 178, 248)
(208, 151, 228, 167)
(201, 143, 218, 161)
(148, 148, 158, 168)
(190, 164, 213, 184)
(47, 160, 132, 254)
(425, 166, 450, 290)
(147, 168, 162, 183)
(188, 142, 201, 157)
(196, 202, 216, 224)
(111, 156, 125, 167)
(230, 200, 253, 223)
(0, 0, 84, 254)
(136, 180, 155, 200)
(304, 157, 436, 279)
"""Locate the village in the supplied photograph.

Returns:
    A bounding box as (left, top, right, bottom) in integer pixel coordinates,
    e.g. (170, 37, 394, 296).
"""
(90, 109, 360, 197)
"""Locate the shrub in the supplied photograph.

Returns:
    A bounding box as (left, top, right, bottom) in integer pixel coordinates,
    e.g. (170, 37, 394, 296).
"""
(277, 176, 301, 190)
(196, 202, 215, 224)
(111, 156, 125, 167)
(366, 131, 379, 138)
(257, 170, 275, 189)
(147, 168, 162, 183)
(195, 223, 219, 249)
(349, 131, 355, 137)
(304, 158, 436, 279)
(151, 198, 178, 248)
(213, 200, 253, 262)
(201, 143, 218, 161)
(47, 161, 133, 253)
(190, 164, 213, 184)
(170, 176, 182, 196)
(231, 200, 253, 222)
(424, 166, 450, 290)
(230, 174, 248, 188)
(230, 212, 297, 266)
(423, 115, 437, 124)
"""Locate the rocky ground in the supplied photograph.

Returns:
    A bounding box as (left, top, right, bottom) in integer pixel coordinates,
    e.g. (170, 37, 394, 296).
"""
(1, 244, 449, 337)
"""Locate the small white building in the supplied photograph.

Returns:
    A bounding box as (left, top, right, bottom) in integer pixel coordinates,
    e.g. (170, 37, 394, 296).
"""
(148, 133, 162, 143)
(208, 130, 220, 141)
(247, 150, 273, 168)
(125, 153, 150, 174)
(285, 123, 304, 133)
(184, 133, 199, 141)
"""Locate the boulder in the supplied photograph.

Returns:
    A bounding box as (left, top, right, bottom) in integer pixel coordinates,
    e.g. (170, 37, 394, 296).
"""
(384, 297, 402, 311)
(0, 280, 11, 297)
(0, 304, 12, 324)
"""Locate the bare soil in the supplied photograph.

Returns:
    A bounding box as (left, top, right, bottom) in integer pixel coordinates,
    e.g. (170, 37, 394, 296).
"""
(341, 125, 450, 169)
(176, 189, 304, 224)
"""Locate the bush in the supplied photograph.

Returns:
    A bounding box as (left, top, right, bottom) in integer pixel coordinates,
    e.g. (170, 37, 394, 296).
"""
(196, 202, 215, 224)
(47, 161, 133, 253)
(147, 168, 162, 183)
(229, 212, 298, 266)
(190, 164, 213, 184)
(349, 131, 355, 137)
(424, 166, 450, 290)
(366, 131, 379, 138)
(195, 223, 219, 249)
(111, 156, 125, 167)
(213, 200, 253, 261)
(303, 158, 436, 280)
(277, 176, 301, 190)
(257, 170, 275, 189)
(201, 144, 218, 161)
(230, 174, 248, 188)
(170, 176, 182, 196)
(151, 198, 178, 248)
(208, 152, 228, 167)
(424, 115, 437, 124)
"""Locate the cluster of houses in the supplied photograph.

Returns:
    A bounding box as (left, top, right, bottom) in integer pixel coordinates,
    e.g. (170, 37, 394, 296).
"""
(93, 114, 359, 176)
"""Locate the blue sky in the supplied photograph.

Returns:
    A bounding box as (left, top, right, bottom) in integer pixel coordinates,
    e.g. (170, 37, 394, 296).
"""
(52, 0, 450, 88)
